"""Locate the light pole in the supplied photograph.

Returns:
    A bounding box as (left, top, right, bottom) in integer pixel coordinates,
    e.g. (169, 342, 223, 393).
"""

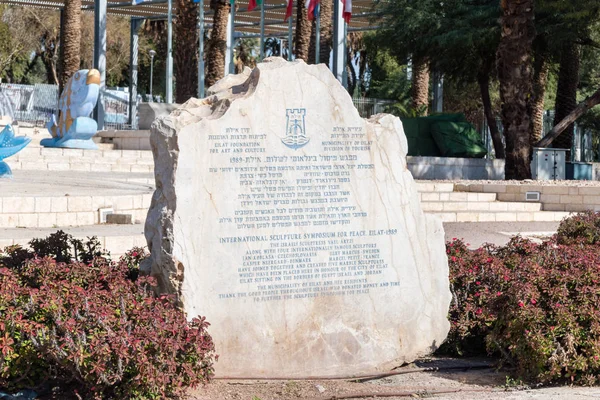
(149, 49, 156, 101)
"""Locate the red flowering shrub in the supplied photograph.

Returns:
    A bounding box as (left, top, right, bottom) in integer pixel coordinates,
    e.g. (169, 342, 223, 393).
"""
(555, 211, 600, 245)
(0, 257, 215, 398)
(443, 214, 600, 385)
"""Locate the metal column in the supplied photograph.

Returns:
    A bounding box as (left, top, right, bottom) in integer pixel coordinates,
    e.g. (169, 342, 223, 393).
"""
(93, 0, 106, 130)
(225, 13, 232, 75)
(433, 71, 444, 113)
(259, 1, 265, 60)
(332, 0, 345, 85)
(287, 10, 293, 60)
(129, 18, 142, 129)
(314, 4, 320, 63)
(166, 0, 173, 103)
(229, 3, 236, 74)
(198, 0, 205, 98)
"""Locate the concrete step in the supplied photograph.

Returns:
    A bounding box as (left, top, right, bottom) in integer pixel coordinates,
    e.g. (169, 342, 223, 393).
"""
(0, 192, 152, 228)
(419, 192, 497, 202)
(428, 211, 572, 223)
(7, 147, 154, 173)
(415, 182, 455, 193)
(421, 201, 542, 212)
(0, 224, 146, 258)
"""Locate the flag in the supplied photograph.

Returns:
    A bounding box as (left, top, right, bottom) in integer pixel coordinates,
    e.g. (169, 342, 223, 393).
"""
(285, 0, 293, 21)
(248, 0, 262, 12)
(306, 0, 320, 20)
(341, 0, 351, 23)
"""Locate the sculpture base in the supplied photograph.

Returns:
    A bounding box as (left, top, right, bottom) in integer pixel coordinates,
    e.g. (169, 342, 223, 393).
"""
(0, 161, 12, 178)
(40, 138, 98, 150)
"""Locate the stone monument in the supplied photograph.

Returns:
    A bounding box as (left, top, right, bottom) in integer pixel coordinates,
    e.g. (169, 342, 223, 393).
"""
(42, 69, 100, 149)
(145, 58, 451, 378)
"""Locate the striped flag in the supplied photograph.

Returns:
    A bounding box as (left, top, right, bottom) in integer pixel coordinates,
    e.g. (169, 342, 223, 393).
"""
(306, 0, 320, 20)
(248, 0, 262, 11)
(285, 0, 293, 21)
(341, 0, 351, 23)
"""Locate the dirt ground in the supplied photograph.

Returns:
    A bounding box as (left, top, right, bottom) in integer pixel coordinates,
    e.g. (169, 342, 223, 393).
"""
(189, 358, 600, 400)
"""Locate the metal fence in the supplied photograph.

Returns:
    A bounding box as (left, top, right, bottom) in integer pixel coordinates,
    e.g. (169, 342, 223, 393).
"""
(479, 111, 596, 162)
(0, 83, 137, 130)
(352, 97, 395, 118)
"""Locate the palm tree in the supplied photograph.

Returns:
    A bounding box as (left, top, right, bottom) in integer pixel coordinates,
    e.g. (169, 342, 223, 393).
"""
(497, 0, 536, 180)
(175, 0, 199, 102)
(552, 42, 581, 151)
(295, 0, 311, 61)
(411, 57, 429, 116)
(530, 40, 550, 144)
(60, 0, 81, 91)
(205, 0, 230, 88)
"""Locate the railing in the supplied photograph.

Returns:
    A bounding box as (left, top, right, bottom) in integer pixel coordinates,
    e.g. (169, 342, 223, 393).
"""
(0, 83, 138, 130)
(352, 97, 395, 118)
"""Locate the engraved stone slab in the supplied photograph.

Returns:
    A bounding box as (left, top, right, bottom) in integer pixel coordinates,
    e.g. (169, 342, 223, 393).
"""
(145, 58, 451, 378)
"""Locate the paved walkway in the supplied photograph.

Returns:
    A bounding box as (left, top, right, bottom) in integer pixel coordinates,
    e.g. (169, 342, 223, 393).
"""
(444, 221, 560, 248)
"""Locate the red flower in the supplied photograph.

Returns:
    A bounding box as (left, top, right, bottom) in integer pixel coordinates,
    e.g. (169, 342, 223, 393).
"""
(518, 301, 524, 308)
(475, 308, 482, 315)
(476, 281, 481, 285)
(531, 299, 537, 305)
(451, 256, 457, 262)
(132, 252, 139, 257)
(475, 292, 481, 297)
(496, 291, 502, 296)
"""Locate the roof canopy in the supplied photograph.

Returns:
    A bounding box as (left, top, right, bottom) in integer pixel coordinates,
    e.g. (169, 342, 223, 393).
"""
(0, 0, 378, 36)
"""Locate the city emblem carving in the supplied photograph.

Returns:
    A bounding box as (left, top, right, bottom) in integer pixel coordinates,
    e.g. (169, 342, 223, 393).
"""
(282, 108, 309, 150)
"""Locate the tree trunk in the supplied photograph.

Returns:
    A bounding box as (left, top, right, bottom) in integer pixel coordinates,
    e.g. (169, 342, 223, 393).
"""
(205, 0, 230, 88)
(536, 87, 600, 148)
(175, 0, 199, 103)
(308, 0, 333, 64)
(294, 0, 312, 62)
(60, 0, 81, 91)
(411, 57, 429, 116)
(477, 61, 505, 159)
(552, 42, 580, 150)
(496, 0, 535, 180)
(530, 48, 549, 144)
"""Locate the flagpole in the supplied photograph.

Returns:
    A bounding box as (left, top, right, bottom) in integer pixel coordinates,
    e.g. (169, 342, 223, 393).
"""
(259, 1, 265, 60)
(229, 0, 236, 74)
(315, 3, 320, 63)
(198, 0, 205, 98)
(287, 5, 293, 60)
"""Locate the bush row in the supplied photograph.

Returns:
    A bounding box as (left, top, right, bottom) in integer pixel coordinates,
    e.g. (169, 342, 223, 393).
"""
(0, 232, 215, 399)
(442, 211, 600, 385)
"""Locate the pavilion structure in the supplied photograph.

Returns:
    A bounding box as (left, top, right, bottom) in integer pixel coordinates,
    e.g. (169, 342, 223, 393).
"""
(0, 0, 379, 129)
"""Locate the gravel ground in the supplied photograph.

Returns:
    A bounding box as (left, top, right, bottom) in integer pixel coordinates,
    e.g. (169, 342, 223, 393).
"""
(189, 358, 600, 400)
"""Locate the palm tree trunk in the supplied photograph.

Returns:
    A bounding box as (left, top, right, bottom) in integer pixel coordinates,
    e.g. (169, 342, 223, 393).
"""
(477, 59, 505, 159)
(175, 0, 199, 102)
(205, 0, 230, 88)
(530, 48, 549, 144)
(411, 57, 429, 116)
(295, 0, 312, 62)
(497, 0, 535, 180)
(552, 42, 580, 151)
(60, 0, 81, 91)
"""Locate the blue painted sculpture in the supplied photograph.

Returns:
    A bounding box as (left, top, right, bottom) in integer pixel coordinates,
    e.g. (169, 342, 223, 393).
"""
(42, 69, 101, 150)
(0, 124, 31, 178)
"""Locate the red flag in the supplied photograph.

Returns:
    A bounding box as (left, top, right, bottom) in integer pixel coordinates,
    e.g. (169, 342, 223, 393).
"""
(305, 0, 320, 21)
(341, 0, 351, 23)
(285, 0, 293, 20)
(248, 0, 262, 12)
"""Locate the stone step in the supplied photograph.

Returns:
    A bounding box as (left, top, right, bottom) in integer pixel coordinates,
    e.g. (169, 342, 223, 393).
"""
(421, 201, 542, 212)
(428, 211, 572, 223)
(415, 182, 455, 193)
(0, 224, 147, 258)
(0, 193, 152, 228)
(7, 147, 154, 173)
(418, 192, 497, 202)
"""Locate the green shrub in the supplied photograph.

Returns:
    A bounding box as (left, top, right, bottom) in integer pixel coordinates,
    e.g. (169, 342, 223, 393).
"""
(1, 245, 214, 398)
(442, 217, 600, 385)
(555, 211, 600, 245)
